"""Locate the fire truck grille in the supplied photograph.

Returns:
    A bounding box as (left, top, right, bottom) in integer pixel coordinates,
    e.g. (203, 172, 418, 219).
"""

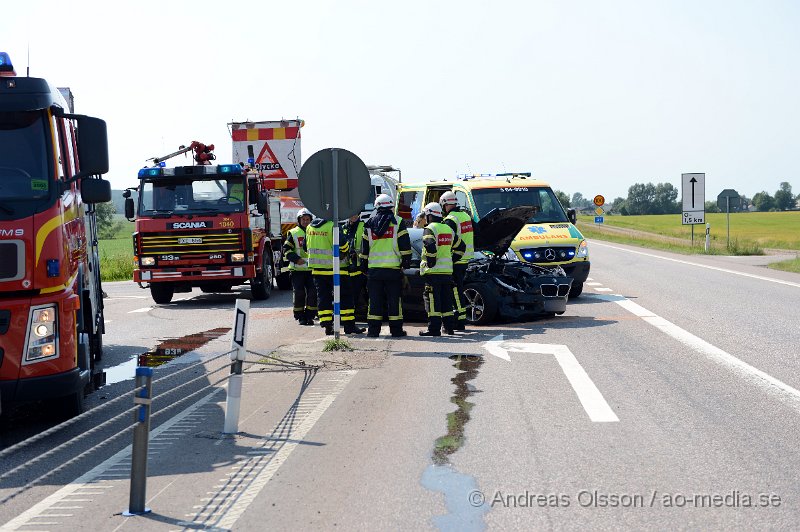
(0, 241, 23, 281)
(140, 232, 242, 254)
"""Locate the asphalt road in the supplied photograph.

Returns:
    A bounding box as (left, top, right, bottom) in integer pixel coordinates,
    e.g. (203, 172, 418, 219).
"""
(2, 242, 800, 530)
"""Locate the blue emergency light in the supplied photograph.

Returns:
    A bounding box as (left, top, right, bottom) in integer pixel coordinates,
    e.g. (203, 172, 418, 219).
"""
(218, 164, 242, 174)
(138, 167, 163, 178)
(0, 52, 14, 72)
(247, 157, 255, 164)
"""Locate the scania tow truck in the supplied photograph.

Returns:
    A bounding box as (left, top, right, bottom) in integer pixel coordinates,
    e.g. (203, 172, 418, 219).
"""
(0, 51, 111, 416)
(125, 143, 285, 304)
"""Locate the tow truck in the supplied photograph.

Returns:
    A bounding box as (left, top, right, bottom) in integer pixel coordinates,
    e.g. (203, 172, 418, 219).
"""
(124, 143, 283, 303)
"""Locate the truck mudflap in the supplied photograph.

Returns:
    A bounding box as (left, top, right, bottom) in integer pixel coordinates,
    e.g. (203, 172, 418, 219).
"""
(134, 265, 257, 283)
(0, 367, 88, 403)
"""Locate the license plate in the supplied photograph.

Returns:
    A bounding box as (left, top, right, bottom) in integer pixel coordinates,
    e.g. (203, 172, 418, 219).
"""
(178, 237, 202, 244)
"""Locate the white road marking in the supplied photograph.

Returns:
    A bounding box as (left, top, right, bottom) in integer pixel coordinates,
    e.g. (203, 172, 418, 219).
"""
(128, 307, 152, 314)
(183, 370, 358, 530)
(483, 336, 618, 422)
(591, 241, 800, 289)
(593, 294, 800, 410)
(594, 287, 613, 292)
(106, 296, 147, 300)
(585, 282, 603, 286)
(1, 390, 222, 531)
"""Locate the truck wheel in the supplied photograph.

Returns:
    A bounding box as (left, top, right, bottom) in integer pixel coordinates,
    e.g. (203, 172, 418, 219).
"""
(58, 389, 85, 419)
(150, 283, 174, 304)
(276, 272, 292, 290)
(90, 329, 103, 362)
(251, 255, 273, 300)
(568, 282, 583, 298)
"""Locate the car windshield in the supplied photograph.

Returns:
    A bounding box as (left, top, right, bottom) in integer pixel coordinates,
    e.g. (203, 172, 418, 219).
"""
(0, 111, 51, 201)
(139, 176, 247, 215)
(472, 187, 568, 223)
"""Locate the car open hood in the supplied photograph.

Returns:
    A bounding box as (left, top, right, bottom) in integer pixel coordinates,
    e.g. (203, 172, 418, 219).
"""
(474, 205, 539, 256)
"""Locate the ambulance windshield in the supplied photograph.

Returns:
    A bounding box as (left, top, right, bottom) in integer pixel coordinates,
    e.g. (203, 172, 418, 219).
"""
(472, 187, 568, 224)
(0, 111, 51, 201)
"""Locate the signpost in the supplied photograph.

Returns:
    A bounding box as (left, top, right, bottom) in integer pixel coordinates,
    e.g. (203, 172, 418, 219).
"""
(717, 189, 740, 249)
(682, 173, 706, 245)
(298, 148, 371, 339)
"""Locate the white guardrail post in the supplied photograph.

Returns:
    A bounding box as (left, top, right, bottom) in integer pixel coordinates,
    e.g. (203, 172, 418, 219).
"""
(224, 299, 250, 434)
(125, 366, 153, 516)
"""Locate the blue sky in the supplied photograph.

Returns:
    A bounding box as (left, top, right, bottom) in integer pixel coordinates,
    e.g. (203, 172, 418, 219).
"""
(2, 0, 798, 201)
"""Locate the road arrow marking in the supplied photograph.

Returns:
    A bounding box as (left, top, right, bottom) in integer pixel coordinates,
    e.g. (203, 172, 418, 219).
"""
(484, 334, 511, 361)
(483, 336, 619, 422)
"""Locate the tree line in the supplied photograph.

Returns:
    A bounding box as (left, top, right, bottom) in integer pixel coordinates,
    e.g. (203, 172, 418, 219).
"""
(555, 181, 797, 215)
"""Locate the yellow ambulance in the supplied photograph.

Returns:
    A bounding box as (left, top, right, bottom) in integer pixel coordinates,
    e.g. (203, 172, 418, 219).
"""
(396, 174, 589, 297)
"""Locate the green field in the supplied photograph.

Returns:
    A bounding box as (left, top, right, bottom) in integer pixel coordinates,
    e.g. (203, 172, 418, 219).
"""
(588, 211, 800, 250)
(578, 211, 800, 272)
(99, 220, 135, 282)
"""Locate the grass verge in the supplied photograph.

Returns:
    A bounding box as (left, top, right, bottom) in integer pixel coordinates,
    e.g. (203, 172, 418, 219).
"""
(577, 223, 764, 256)
(768, 257, 800, 273)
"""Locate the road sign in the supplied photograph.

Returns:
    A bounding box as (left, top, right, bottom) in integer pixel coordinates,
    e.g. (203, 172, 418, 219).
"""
(298, 148, 372, 220)
(594, 216, 604, 224)
(717, 189, 740, 211)
(595, 207, 604, 216)
(681, 173, 705, 225)
(593, 195, 605, 207)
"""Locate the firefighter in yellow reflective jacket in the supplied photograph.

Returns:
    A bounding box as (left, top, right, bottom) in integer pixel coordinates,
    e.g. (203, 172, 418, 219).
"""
(343, 213, 367, 320)
(419, 202, 465, 336)
(282, 208, 317, 325)
(440, 191, 474, 330)
(360, 194, 412, 338)
(306, 217, 365, 335)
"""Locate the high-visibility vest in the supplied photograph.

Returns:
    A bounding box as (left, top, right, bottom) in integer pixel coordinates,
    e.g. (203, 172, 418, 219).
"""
(421, 222, 454, 275)
(306, 221, 334, 272)
(287, 226, 310, 272)
(365, 215, 404, 268)
(445, 209, 474, 265)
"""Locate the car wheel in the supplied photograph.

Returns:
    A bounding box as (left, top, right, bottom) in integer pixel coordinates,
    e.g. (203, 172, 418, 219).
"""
(150, 283, 174, 304)
(463, 283, 498, 325)
(569, 282, 583, 298)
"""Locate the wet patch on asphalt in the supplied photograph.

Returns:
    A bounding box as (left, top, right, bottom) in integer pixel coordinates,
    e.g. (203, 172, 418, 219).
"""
(422, 354, 489, 531)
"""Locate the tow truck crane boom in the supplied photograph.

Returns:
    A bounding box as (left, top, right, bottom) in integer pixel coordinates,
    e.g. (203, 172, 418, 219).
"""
(148, 140, 217, 166)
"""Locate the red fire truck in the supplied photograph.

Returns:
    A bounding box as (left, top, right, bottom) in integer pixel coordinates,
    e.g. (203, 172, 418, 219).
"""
(125, 149, 286, 303)
(0, 52, 111, 416)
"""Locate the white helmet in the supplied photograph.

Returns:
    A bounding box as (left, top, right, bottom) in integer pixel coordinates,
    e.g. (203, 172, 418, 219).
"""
(439, 191, 458, 207)
(375, 194, 393, 209)
(422, 202, 443, 218)
(297, 208, 313, 223)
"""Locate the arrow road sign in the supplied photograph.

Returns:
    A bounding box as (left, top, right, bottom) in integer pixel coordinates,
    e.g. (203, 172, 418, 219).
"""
(681, 173, 705, 225)
(483, 335, 619, 422)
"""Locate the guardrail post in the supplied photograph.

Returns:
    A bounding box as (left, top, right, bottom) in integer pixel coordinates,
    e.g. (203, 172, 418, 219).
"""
(224, 299, 250, 434)
(125, 367, 153, 516)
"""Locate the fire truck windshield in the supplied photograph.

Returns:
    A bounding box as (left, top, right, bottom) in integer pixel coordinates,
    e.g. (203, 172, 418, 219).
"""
(139, 176, 247, 215)
(0, 111, 51, 202)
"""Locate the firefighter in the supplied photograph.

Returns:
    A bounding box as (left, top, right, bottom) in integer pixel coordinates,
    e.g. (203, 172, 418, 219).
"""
(306, 216, 365, 335)
(419, 202, 465, 337)
(440, 191, 474, 331)
(343, 213, 367, 320)
(360, 194, 412, 337)
(283, 208, 317, 325)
